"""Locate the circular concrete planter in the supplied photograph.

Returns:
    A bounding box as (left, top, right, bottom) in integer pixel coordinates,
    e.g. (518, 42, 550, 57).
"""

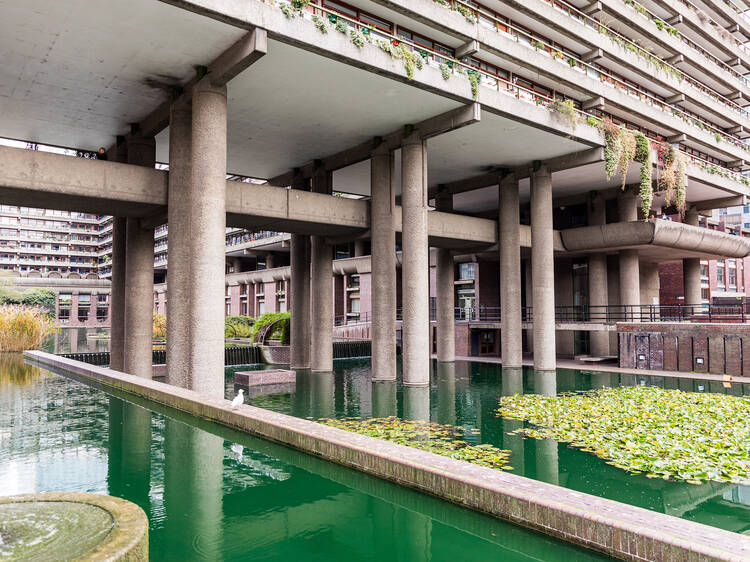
(0, 492, 148, 561)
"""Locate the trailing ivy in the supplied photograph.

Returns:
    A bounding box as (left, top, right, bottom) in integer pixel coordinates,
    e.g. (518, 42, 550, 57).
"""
(311, 14, 328, 34)
(439, 62, 452, 81)
(634, 133, 653, 217)
(349, 28, 366, 49)
(498, 386, 750, 484)
(376, 40, 424, 81)
(319, 417, 513, 470)
(467, 70, 480, 99)
(549, 98, 579, 130)
(659, 142, 687, 214)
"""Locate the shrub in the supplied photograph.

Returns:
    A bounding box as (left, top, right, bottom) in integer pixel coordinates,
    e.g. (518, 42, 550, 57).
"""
(225, 315, 255, 338)
(19, 288, 56, 317)
(153, 313, 166, 339)
(0, 305, 56, 352)
(251, 312, 290, 345)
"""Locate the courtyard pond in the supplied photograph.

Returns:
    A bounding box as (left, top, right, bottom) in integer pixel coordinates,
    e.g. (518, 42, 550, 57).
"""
(0, 354, 608, 562)
(237, 359, 750, 535)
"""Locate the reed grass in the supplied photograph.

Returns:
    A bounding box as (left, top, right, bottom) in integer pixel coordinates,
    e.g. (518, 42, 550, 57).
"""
(0, 305, 56, 352)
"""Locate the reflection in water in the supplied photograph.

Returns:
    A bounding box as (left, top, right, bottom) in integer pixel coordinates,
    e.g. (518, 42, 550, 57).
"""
(403, 385, 430, 421)
(532, 370, 557, 397)
(372, 381, 397, 418)
(40, 327, 110, 355)
(309, 372, 335, 419)
(501, 368, 525, 476)
(0, 358, 609, 561)
(436, 363, 456, 426)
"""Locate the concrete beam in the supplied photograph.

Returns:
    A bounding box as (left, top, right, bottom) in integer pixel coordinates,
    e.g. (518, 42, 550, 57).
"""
(665, 93, 686, 104)
(666, 133, 687, 144)
(581, 48, 603, 63)
(693, 195, 747, 211)
(582, 1, 603, 15)
(666, 54, 685, 65)
(269, 103, 481, 184)
(207, 28, 268, 86)
(455, 40, 480, 59)
(582, 97, 605, 112)
(666, 15, 683, 26)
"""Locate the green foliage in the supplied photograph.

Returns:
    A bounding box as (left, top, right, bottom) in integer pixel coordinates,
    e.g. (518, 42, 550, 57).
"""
(0, 305, 56, 352)
(349, 28, 366, 49)
(376, 40, 423, 80)
(311, 14, 328, 34)
(19, 288, 56, 317)
(251, 312, 290, 345)
(279, 2, 296, 19)
(153, 313, 166, 339)
(498, 386, 750, 484)
(225, 315, 255, 338)
(320, 417, 512, 470)
(659, 142, 687, 214)
(335, 19, 347, 33)
(439, 62, 452, 81)
(467, 70, 480, 99)
(549, 98, 578, 130)
(634, 133, 653, 217)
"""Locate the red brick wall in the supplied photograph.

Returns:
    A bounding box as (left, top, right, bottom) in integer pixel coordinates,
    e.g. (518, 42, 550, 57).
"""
(658, 262, 683, 306)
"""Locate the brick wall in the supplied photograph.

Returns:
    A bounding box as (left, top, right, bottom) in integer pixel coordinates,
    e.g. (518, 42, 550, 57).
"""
(618, 322, 750, 375)
(658, 262, 683, 306)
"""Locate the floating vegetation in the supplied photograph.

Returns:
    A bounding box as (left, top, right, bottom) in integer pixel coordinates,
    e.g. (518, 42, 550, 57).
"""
(497, 386, 750, 484)
(319, 417, 512, 470)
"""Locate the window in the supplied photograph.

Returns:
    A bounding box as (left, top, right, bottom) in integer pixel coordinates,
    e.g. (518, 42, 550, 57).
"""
(729, 268, 736, 286)
(700, 264, 708, 278)
(59, 294, 72, 306)
(78, 307, 89, 322)
(458, 263, 476, 280)
(717, 267, 725, 285)
(78, 294, 91, 305)
(701, 288, 709, 300)
(96, 308, 108, 322)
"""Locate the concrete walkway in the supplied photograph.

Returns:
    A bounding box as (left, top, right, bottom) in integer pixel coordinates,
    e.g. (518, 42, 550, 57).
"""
(436, 354, 750, 385)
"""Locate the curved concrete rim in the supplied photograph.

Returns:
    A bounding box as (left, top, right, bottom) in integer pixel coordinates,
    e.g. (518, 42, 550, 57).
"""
(0, 492, 149, 561)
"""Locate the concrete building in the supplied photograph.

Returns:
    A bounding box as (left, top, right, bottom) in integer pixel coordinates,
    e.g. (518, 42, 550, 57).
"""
(3, 0, 750, 393)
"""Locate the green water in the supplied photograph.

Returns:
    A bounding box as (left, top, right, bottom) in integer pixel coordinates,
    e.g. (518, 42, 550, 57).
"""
(237, 359, 750, 536)
(0, 355, 608, 561)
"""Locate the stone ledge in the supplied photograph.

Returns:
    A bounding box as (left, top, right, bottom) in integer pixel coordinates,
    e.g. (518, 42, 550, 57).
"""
(24, 350, 750, 562)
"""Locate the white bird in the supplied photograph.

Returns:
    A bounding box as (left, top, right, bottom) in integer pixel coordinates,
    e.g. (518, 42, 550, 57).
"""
(231, 389, 245, 409)
(230, 443, 244, 461)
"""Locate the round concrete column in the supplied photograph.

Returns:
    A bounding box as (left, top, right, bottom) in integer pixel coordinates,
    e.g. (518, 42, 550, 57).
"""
(588, 193, 609, 357)
(434, 190, 455, 363)
(166, 103, 192, 388)
(530, 165, 556, 372)
(310, 169, 334, 372)
(618, 190, 640, 319)
(370, 148, 397, 381)
(290, 233, 311, 370)
(109, 217, 127, 371)
(401, 134, 430, 386)
(188, 80, 227, 397)
(499, 174, 522, 368)
(683, 206, 701, 307)
(123, 218, 154, 378)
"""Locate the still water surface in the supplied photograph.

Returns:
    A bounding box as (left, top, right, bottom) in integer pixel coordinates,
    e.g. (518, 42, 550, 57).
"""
(237, 359, 750, 536)
(0, 354, 608, 561)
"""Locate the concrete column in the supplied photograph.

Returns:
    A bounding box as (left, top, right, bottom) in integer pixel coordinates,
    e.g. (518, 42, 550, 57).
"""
(290, 233, 311, 369)
(683, 206, 701, 306)
(370, 148, 397, 381)
(403, 385, 430, 421)
(310, 168, 334, 372)
(499, 174, 522, 367)
(530, 164, 556, 372)
(436, 362, 456, 425)
(187, 80, 227, 397)
(372, 380, 397, 417)
(166, 103, 191, 388)
(434, 190, 455, 363)
(353, 240, 367, 257)
(588, 193, 609, 357)
(109, 217, 127, 371)
(122, 135, 155, 378)
(618, 191, 640, 317)
(123, 217, 154, 378)
(401, 134, 430, 385)
(265, 253, 275, 269)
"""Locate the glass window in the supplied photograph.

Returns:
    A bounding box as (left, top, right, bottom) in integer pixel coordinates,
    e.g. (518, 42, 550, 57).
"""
(458, 263, 476, 280)
(729, 268, 736, 286)
(717, 268, 725, 285)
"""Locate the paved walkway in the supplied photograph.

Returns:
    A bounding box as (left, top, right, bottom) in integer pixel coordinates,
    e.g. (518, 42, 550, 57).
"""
(436, 354, 750, 384)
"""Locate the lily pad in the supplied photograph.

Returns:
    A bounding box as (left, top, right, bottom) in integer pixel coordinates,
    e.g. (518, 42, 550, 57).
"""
(497, 386, 750, 484)
(319, 417, 512, 470)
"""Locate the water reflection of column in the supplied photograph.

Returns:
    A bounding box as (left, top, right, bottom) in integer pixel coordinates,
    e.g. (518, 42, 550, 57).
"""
(310, 372, 335, 419)
(535, 439, 559, 486)
(164, 419, 224, 561)
(53, 330, 59, 354)
(403, 385, 430, 421)
(501, 367, 525, 477)
(532, 370, 556, 397)
(590, 371, 614, 389)
(108, 401, 151, 512)
(396, 505, 432, 561)
(358, 374, 372, 419)
(372, 381, 397, 418)
(69, 330, 78, 354)
(436, 362, 456, 425)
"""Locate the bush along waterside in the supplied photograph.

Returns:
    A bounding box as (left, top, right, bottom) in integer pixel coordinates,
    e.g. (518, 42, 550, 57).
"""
(497, 386, 750, 484)
(319, 417, 513, 470)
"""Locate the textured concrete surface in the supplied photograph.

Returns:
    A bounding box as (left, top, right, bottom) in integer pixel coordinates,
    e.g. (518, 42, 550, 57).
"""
(435, 247, 455, 363)
(401, 134, 430, 385)
(499, 174, 522, 367)
(290, 233, 311, 370)
(310, 167, 334, 372)
(188, 80, 227, 398)
(109, 217, 127, 372)
(166, 103, 192, 389)
(0, 492, 148, 562)
(123, 218, 154, 379)
(234, 369, 296, 385)
(26, 351, 750, 561)
(370, 149, 397, 381)
(530, 165, 556, 371)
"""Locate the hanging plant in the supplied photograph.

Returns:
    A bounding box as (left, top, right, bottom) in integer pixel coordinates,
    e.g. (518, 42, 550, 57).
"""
(311, 14, 328, 34)
(659, 142, 687, 215)
(349, 28, 366, 49)
(634, 133, 653, 218)
(599, 118, 623, 181)
(439, 62, 452, 81)
(467, 70, 480, 99)
(549, 98, 579, 130)
(619, 129, 637, 190)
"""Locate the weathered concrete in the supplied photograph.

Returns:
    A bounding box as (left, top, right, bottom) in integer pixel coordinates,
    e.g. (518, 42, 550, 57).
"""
(530, 165, 556, 372)
(310, 168, 334, 372)
(109, 217, 127, 372)
(123, 136, 155, 379)
(617, 191, 640, 315)
(27, 351, 750, 562)
(0, 492, 148, 562)
(371, 149, 397, 382)
(499, 174, 522, 367)
(401, 134, 430, 386)
(187, 80, 227, 397)
(166, 103, 192, 389)
(683, 206, 702, 305)
(588, 193, 609, 357)
(435, 191, 455, 363)
(290, 246, 311, 368)
(123, 218, 154, 379)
